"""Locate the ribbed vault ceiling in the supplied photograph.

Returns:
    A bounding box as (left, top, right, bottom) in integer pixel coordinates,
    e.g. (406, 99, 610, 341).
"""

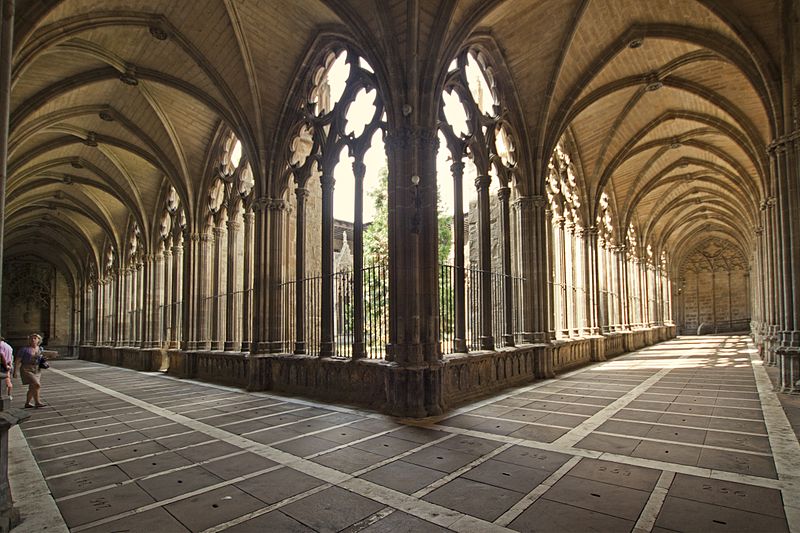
(8, 0, 780, 285)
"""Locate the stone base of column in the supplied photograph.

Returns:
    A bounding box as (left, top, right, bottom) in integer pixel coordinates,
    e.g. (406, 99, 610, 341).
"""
(224, 341, 242, 352)
(384, 362, 445, 418)
(452, 338, 468, 354)
(589, 336, 606, 362)
(246, 354, 271, 391)
(777, 345, 800, 393)
(501, 334, 515, 348)
(479, 336, 495, 351)
(319, 341, 334, 358)
(532, 344, 555, 379)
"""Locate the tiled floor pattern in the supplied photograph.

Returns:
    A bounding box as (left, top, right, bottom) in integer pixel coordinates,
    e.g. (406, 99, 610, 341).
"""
(12, 336, 799, 532)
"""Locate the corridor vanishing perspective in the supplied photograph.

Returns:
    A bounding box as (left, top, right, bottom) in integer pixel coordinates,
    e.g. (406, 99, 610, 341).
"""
(2, 1, 800, 531)
(10, 336, 800, 532)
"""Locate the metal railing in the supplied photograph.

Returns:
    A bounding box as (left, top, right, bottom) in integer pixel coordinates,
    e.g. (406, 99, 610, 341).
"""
(280, 263, 389, 359)
(439, 264, 523, 354)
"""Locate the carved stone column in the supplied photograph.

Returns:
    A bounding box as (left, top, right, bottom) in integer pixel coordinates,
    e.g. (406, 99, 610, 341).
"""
(170, 239, 183, 349)
(585, 226, 600, 335)
(225, 219, 242, 352)
(180, 232, 201, 351)
(320, 168, 335, 357)
(160, 247, 172, 348)
(383, 126, 445, 417)
(293, 188, 308, 354)
(543, 201, 556, 341)
(498, 186, 514, 346)
(195, 232, 213, 351)
(615, 245, 628, 330)
(475, 174, 494, 350)
(211, 225, 226, 350)
(352, 159, 367, 359)
(114, 269, 124, 346)
(140, 256, 154, 349)
(147, 253, 163, 348)
(250, 198, 271, 354)
(241, 211, 254, 352)
(451, 161, 467, 352)
(267, 199, 288, 353)
(556, 217, 568, 337)
(0, 10, 28, 527)
(511, 196, 534, 343)
(774, 131, 800, 391)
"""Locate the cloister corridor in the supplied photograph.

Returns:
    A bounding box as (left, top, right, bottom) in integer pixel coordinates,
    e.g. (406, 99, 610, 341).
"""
(8, 335, 799, 533)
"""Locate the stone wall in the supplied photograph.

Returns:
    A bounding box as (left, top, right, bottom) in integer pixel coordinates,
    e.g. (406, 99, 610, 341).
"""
(80, 325, 676, 416)
(678, 239, 750, 334)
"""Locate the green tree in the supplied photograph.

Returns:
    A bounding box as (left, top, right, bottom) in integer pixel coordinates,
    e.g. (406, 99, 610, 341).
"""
(363, 166, 453, 265)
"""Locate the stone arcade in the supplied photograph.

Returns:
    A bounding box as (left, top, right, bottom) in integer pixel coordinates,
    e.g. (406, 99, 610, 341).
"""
(0, 1, 799, 532)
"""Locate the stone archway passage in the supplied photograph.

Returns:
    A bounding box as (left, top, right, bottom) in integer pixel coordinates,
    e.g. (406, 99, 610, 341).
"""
(9, 335, 798, 532)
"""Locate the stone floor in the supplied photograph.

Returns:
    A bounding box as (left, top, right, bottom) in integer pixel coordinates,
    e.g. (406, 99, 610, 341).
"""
(8, 335, 800, 532)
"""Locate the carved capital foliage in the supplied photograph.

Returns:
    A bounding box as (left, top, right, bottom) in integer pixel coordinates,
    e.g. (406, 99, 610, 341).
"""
(268, 198, 288, 212)
(474, 174, 491, 190)
(496, 186, 511, 201)
(252, 196, 269, 212)
(384, 127, 439, 151)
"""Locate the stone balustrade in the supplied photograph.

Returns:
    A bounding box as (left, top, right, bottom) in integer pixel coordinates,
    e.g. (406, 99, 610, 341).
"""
(79, 325, 676, 414)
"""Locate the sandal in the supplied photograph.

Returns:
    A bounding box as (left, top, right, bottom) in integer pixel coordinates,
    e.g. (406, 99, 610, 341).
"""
(23, 404, 33, 408)
(34, 403, 47, 408)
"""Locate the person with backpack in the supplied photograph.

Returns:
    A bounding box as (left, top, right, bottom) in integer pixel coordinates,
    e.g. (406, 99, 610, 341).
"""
(13, 333, 48, 408)
(0, 337, 12, 399)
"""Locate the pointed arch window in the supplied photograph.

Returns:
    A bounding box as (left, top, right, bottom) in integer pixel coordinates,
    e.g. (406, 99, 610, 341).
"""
(157, 185, 186, 348)
(282, 45, 387, 359)
(201, 132, 255, 352)
(438, 47, 521, 353)
(546, 143, 586, 338)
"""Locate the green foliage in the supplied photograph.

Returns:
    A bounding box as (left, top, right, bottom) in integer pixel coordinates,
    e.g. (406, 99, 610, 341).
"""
(364, 167, 389, 265)
(363, 165, 453, 266)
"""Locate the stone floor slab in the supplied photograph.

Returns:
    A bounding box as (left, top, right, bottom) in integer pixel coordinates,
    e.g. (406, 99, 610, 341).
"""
(508, 497, 635, 533)
(567, 458, 661, 491)
(235, 466, 325, 504)
(136, 465, 225, 501)
(359, 459, 445, 494)
(654, 496, 789, 532)
(280, 486, 384, 533)
(224, 510, 314, 532)
(422, 477, 524, 522)
(163, 485, 264, 532)
(542, 474, 651, 521)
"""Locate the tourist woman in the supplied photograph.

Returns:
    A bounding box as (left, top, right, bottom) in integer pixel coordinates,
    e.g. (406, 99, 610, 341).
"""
(13, 333, 47, 408)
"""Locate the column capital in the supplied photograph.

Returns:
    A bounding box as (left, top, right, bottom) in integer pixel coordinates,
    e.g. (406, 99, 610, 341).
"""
(212, 225, 227, 237)
(226, 220, 242, 232)
(768, 129, 800, 152)
(474, 174, 491, 190)
(450, 160, 465, 174)
(384, 126, 439, 151)
(268, 198, 288, 211)
(496, 186, 511, 201)
(252, 196, 269, 211)
(294, 187, 309, 200)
